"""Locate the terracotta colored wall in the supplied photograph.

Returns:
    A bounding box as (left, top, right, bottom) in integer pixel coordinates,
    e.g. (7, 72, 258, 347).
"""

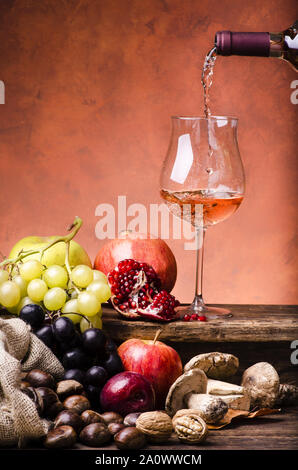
(0, 0, 297, 304)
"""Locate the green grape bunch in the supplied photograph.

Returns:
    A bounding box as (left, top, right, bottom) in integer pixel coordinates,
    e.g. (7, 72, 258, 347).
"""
(0, 217, 111, 333)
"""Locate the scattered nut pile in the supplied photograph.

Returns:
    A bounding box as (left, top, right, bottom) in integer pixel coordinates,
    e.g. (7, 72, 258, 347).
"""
(21, 368, 209, 449)
(22, 351, 298, 450)
(21, 369, 143, 449)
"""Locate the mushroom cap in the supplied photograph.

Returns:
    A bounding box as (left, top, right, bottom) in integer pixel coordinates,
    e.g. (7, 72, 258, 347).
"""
(241, 362, 280, 408)
(184, 352, 239, 379)
(165, 369, 207, 417)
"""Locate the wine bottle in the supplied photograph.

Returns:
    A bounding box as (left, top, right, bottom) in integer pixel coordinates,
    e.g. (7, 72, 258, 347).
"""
(215, 21, 298, 71)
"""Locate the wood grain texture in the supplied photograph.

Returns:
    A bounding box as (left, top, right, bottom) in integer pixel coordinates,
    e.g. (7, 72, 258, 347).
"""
(13, 407, 298, 450)
(76, 407, 298, 450)
(102, 304, 298, 342)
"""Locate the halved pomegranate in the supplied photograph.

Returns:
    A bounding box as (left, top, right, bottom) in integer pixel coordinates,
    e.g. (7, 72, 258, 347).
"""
(108, 259, 180, 322)
(94, 231, 177, 293)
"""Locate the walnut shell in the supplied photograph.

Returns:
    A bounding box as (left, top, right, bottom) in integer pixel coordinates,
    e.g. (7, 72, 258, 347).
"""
(136, 411, 172, 443)
(172, 410, 208, 444)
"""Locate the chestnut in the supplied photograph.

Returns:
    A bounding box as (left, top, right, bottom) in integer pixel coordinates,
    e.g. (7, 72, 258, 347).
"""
(20, 381, 31, 390)
(100, 411, 123, 425)
(44, 425, 77, 449)
(56, 380, 84, 400)
(54, 410, 83, 433)
(63, 395, 91, 414)
(123, 412, 142, 427)
(114, 427, 146, 450)
(108, 422, 126, 435)
(21, 387, 44, 416)
(79, 423, 111, 447)
(46, 401, 64, 419)
(26, 369, 55, 389)
(36, 387, 59, 409)
(81, 410, 104, 426)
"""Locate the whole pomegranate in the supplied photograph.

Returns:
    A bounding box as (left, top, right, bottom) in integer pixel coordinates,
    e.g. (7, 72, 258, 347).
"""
(108, 259, 180, 322)
(94, 232, 177, 293)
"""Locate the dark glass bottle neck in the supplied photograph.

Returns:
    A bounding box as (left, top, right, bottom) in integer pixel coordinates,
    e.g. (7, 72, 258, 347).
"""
(215, 31, 271, 56)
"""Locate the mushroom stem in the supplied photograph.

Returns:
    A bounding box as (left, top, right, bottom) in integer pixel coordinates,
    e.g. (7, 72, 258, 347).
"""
(185, 393, 228, 424)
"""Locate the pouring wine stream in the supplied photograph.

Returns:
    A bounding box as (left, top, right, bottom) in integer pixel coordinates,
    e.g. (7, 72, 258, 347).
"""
(201, 46, 217, 119)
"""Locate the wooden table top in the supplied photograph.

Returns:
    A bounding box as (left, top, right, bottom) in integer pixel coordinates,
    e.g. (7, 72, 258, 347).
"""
(2, 305, 297, 454)
(4, 407, 297, 453)
(75, 407, 298, 450)
(98, 304, 298, 451)
(102, 304, 298, 343)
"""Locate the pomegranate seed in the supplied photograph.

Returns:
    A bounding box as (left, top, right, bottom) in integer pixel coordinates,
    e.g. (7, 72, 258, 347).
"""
(183, 315, 191, 322)
(108, 258, 179, 322)
(198, 315, 207, 322)
(190, 314, 198, 321)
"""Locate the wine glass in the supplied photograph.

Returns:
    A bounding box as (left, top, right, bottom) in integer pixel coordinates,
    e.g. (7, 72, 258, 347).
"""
(160, 116, 245, 319)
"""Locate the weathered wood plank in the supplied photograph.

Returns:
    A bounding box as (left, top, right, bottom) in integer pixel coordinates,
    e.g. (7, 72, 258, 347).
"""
(76, 407, 298, 450)
(102, 304, 298, 343)
(17, 408, 298, 451)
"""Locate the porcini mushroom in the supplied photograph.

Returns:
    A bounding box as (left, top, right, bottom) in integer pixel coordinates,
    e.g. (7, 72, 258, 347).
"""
(182, 351, 249, 410)
(207, 379, 243, 395)
(165, 369, 208, 417)
(185, 394, 228, 423)
(241, 362, 298, 408)
(184, 352, 239, 380)
(206, 378, 250, 411)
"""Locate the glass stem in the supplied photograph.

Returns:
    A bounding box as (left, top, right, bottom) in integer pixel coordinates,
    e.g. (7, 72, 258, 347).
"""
(191, 227, 206, 312)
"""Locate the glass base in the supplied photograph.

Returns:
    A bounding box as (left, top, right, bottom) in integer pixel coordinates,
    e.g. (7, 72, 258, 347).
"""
(176, 304, 232, 320)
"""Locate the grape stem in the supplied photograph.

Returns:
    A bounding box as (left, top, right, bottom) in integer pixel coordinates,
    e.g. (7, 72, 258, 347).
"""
(0, 216, 83, 269)
(63, 311, 92, 326)
(46, 309, 91, 326)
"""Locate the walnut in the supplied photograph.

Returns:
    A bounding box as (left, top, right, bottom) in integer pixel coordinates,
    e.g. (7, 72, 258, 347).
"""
(172, 410, 208, 444)
(136, 411, 172, 443)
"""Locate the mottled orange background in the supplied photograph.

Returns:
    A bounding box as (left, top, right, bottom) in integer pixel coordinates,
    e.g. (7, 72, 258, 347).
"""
(0, 0, 297, 304)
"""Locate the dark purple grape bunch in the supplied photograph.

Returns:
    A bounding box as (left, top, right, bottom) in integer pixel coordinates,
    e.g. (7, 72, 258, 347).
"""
(19, 304, 123, 410)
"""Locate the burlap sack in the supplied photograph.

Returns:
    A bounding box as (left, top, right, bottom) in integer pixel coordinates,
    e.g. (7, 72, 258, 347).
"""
(0, 317, 64, 447)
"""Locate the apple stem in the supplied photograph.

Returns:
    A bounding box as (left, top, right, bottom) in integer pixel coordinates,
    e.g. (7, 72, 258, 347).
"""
(0, 217, 83, 269)
(153, 329, 162, 345)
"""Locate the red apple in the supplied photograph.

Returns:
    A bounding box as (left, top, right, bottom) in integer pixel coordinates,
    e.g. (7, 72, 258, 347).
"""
(100, 371, 155, 416)
(93, 231, 177, 293)
(118, 335, 183, 408)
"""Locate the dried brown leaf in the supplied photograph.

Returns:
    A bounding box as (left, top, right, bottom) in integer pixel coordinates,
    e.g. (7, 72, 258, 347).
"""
(208, 408, 281, 429)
